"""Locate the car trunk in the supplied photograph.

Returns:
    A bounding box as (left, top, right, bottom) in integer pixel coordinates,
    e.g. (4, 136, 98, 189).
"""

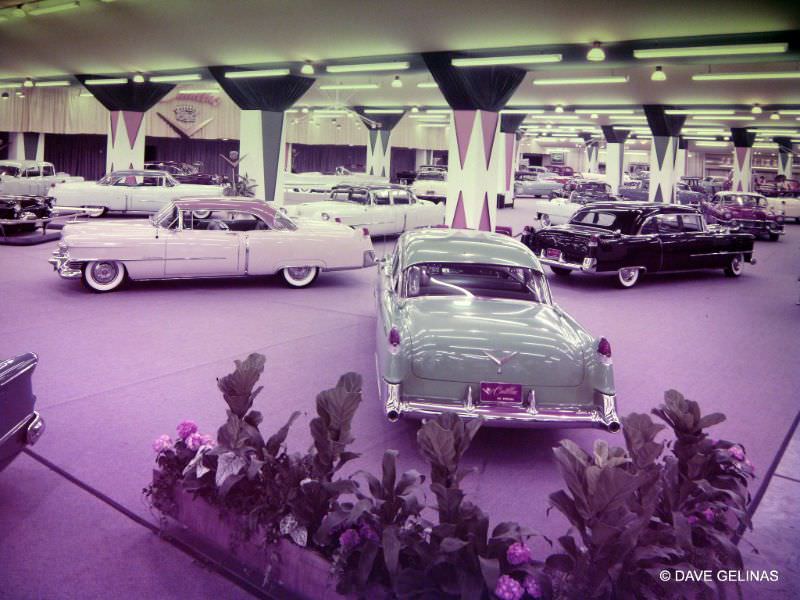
(404, 298, 585, 387)
(533, 225, 601, 263)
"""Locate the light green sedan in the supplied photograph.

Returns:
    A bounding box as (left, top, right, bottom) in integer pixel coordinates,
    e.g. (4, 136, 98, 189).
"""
(375, 228, 620, 431)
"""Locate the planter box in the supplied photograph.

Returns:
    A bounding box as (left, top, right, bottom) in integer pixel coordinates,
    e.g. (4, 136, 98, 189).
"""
(163, 484, 347, 600)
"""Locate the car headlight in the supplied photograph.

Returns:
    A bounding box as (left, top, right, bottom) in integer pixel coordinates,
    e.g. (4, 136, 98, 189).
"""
(320, 212, 330, 221)
(775, 215, 784, 223)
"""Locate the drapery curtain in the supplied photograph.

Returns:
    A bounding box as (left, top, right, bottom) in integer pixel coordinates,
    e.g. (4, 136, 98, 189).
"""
(291, 144, 367, 174)
(76, 77, 175, 113)
(43, 133, 107, 180)
(209, 67, 314, 111)
(389, 147, 416, 182)
(353, 107, 406, 131)
(432, 149, 449, 166)
(0, 131, 9, 159)
(144, 137, 240, 177)
(422, 52, 525, 111)
(500, 114, 526, 133)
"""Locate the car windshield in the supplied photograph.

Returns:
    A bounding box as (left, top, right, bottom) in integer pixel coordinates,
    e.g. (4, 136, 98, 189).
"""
(330, 190, 370, 204)
(403, 262, 550, 303)
(0, 165, 20, 176)
(569, 209, 625, 230)
(576, 183, 609, 193)
(720, 195, 767, 208)
(417, 171, 445, 181)
(271, 211, 297, 231)
(151, 203, 178, 228)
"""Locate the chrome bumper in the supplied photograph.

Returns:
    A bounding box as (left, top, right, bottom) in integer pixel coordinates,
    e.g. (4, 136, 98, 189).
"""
(363, 250, 377, 267)
(537, 251, 597, 272)
(379, 378, 620, 432)
(48, 249, 82, 279)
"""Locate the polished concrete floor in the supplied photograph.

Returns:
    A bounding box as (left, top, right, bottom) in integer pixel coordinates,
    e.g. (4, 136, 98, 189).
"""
(1, 202, 799, 598)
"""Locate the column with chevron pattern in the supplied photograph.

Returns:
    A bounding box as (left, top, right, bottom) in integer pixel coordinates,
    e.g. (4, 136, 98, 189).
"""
(602, 126, 628, 195)
(107, 111, 146, 172)
(731, 128, 755, 193)
(775, 137, 794, 179)
(366, 129, 392, 178)
(644, 106, 686, 203)
(497, 114, 525, 206)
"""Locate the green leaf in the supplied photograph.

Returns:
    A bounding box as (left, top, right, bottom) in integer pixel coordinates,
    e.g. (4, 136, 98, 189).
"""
(265, 411, 301, 456)
(382, 450, 398, 497)
(215, 451, 246, 488)
(216, 353, 266, 418)
(698, 412, 726, 429)
(440, 537, 469, 553)
(382, 525, 402, 576)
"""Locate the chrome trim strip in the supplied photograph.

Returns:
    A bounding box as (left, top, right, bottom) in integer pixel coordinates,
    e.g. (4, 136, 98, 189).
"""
(0, 411, 36, 448)
(689, 250, 748, 258)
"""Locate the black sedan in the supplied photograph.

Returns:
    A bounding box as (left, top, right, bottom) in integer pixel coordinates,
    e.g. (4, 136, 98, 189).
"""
(521, 203, 756, 288)
(0, 353, 45, 472)
(0, 194, 54, 234)
(144, 161, 223, 185)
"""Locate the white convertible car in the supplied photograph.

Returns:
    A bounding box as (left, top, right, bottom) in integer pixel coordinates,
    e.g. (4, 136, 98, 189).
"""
(410, 167, 447, 204)
(49, 170, 225, 216)
(532, 182, 617, 227)
(48, 198, 376, 292)
(767, 196, 800, 221)
(0, 160, 84, 196)
(284, 166, 388, 204)
(285, 185, 445, 236)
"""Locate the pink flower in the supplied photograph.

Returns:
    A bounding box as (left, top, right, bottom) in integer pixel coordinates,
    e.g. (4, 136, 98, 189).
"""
(339, 528, 361, 551)
(728, 446, 745, 461)
(506, 542, 533, 566)
(200, 434, 215, 448)
(176, 420, 198, 440)
(703, 508, 715, 523)
(524, 576, 542, 599)
(185, 432, 207, 451)
(495, 575, 524, 600)
(687, 515, 699, 526)
(152, 434, 173, 453)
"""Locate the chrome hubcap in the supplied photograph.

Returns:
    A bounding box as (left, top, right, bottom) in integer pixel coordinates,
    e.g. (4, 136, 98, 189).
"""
(287, 267, 312, 280)
(732, 256, 742, 272)
(92, 262, 118, 284)
(620, 268, 636, 282)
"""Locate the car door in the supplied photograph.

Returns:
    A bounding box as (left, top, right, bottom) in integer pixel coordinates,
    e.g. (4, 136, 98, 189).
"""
(129, 175, 171, 213)
(376, 246, 401, 377)
(654, 213, 692, 271)
(391, 189, 417, 232)
(368, 190, 399, 235)
(164, 210, 244, 277)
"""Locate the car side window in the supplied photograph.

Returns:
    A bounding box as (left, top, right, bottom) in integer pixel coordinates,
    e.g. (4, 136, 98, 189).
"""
(374, 191, 391, 206)
(332, 191, 349, 201)
(41, 165, 55, 176)
(656, 214, 681, 234)
(680, 214, 703, 232)
(640, 217, 658, 235)
(391, 250, 401, 292)
(392, 190, 411, 205)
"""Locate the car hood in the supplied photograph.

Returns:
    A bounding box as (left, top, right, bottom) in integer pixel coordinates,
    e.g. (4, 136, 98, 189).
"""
(289, 201, 367, 216)
(61, 219, 155, 239)
(401, 297, 587, 386)
(725, 207, 774, 220)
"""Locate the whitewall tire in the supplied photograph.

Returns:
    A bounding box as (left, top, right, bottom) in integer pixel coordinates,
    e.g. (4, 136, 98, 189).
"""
(282, 266, 319, 288)
(724, 253, 744, 278)
(83, 260, 126, 292)
(617, 267, 640, 289)
(540, 214, 551, 228)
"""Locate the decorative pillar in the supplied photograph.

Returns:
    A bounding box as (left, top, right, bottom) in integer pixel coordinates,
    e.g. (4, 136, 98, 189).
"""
(644, 105, 686, 203)
(497, 114, 525, 205)
(775, 137, 794, 179)
(602, 126, 629, 194)
(7, 132, 44, 161)
(422, 51, 525, 231)
(354, 108, 406, 179)
(673, 136, 688, 184)
(581, 133, 600, 173)
(78, 76, 175, 175)
(210, 67, 314, 203)
(731, 128, 756, 193)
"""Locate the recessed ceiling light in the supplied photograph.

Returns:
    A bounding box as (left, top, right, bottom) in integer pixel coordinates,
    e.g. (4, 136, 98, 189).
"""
(364, 108, 404, 114)
(318, 83, 380, 90)
(770, 113, 780, 121)
(23, 78, 34, 88)
(391, 75, 403, 88)
(132, 73, 145, 83)
(417, 82, 438, 88)
(84, 78, 128, 85)
(590, 113, 598, 119)
(751, 104, 763, 114)
(587, 42, 606, 62)
(410, 106, 419, 113)
(691, 115, 755, 121)
(36, 80, 71, 87)
(634, 42, 788, 59)
(301, 61, 315, 75)
(150, 74, 202, 83)
(0, 82, 23, 89)
(575, 109, 634, 115)
(554, 105, 565, 113)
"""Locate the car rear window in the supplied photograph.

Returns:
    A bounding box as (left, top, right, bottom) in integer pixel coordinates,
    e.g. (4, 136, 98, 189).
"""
(403, 263, 550, 303)
(569, 209, 623, 230)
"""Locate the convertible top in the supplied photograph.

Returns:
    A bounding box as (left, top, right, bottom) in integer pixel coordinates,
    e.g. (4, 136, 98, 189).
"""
(400, 228, 541, 271)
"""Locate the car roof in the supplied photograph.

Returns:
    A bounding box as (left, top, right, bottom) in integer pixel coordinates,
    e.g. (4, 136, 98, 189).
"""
(715, 191, 762, 196)
(109, 169, 170, 177)
(400, 228, 541, 271)
(331, 184, 409, 192)
(576, 202, 700, 215)
(173, 197, 276, 218)
(0, 159, 53, 168)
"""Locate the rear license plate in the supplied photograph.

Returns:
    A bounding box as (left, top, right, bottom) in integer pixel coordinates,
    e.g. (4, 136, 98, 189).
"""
(480, 382, 522, 404)
(545, 248, 562, 260)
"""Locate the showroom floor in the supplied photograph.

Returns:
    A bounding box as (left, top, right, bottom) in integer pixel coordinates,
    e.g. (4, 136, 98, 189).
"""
(1, 201, 799, 599)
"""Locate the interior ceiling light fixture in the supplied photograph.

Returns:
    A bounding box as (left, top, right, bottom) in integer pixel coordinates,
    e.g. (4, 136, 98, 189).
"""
(776, 110, 800, 115)
(586, 42, 606, 62)
(84, 78, 128, 85)
(501, 109, 545, 114)
(326, 61, 409, 73)
(177, 88, 220, 94)
(79, 91, 93, 97)
(651, 66, 667, 81)
(364, 108, 404, 114)
(451, 53, 562, 67)
(691, 115, 755, 121)
(225, 69, 289, 79)
(533, 76, 628, 85)
(634, 42, 788, 59)
(23, 78, 34, 88)
(695, 141, 731, 147)
(319, 83, 379, 90)
(770, 113, 780, 120)
(132, 73, 145, 83)
(419, 123, 449, 128)
(525, 114, 580, 120)
(665, 109, 735, 115)
(301, 61, 315, 75)
(150, 73, 202, 83)
(26, 1, 80, 16)
(417, 82, 438, 88)
(554, 105, 565, 113)
(575, 109, 634, 115)
(751, 104, 763, 114)
(35, 80, 71, 87)
(590, 113, 599, 119)
(391, 75, 403, 88)
(0, 82, 23, 89)
(693, 71, 800, 81)
(749, 128, 799, 135)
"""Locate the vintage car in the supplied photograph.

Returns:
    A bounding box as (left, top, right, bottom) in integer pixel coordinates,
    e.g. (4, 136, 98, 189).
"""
(548, 165, 575, 177)
(521, 203, 757, 288)
(701, 192, 785, 241)
(619, 180, 704, 205)
(512, 171, 564, 198)
(0, 194, 54, 234)
(375, 228, 620, 431)
(284, 166, 388, 204)
(144, 161, 223, 185)
(49, 198, 376, 292)
(0, 160, 84, 196)
(50, 170, 226, 216)
(285, 185, 444, 236)
(0, 353, 45, 472)
(767, 195, 800, 222)
(533, 181, 616, 227)
(700, 175, 729, 194)
(410, 168, 447, 204)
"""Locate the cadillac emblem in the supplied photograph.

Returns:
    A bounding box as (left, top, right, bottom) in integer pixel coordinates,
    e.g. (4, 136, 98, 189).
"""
(174, 104, 197, 124)
(483, 351, 519, 374)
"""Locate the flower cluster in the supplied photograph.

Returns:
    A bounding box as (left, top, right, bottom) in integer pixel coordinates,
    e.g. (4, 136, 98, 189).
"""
(152, 420, 215, 455)
(507, 542, 533, 566)
(152, 434, 173, 453)
(495, 575, 524, 600)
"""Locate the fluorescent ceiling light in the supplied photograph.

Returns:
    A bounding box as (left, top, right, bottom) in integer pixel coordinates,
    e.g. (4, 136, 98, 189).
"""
(408, 114, 448, 120)
(750, 129, 799, 135)
(575, 109, 634, 114)
(452, 54, 562, 67)
(35, 80, 71, 87)
(177, 89, 220, 94)
(501, 109, 545, 114)
(665, 109, 735, 115)
(225, 69, 289, 79)
(326, 61, 409, 73)
(634, 43, 788, 59)
(363, 108, 405, 114)
(313, 109, 348, 115)
(693, 72, 800, 82)
(696, 141, 731, 147)
(151, 74, 202, 82)
(753, 143, 777, 149)
(318, 83, 379, 90)
(84, 78, 128, 85)
(684, 136, 720, 141)
(533, 76, 629, 85)
(524, 115, 580, 120)
(691, 115, 755, 121)
(419, 123, 448, 128)
(609, 115, 647, 121)
(778, 110, 800, 115)
(0, 82, 22, 89)
(417, 82, 438, 88)
(27, 1, 80, 16)
(79, 91, 93, 97)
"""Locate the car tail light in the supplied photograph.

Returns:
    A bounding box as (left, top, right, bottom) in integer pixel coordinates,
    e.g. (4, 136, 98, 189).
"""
(51, 183, 56, 188)
(388, 327, 401, 354)
(335, 217, 341, 223)
(588, 234, 599, 248)
(597, 337, 612, 364)
(362, 227, 370, 236)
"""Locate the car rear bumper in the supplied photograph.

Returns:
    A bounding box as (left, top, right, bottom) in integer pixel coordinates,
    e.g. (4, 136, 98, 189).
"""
(378, 376, 620, 431)
(536, 251, 597, 272)
(0, 411, 45, 471)
(48, 249, 82, 279)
